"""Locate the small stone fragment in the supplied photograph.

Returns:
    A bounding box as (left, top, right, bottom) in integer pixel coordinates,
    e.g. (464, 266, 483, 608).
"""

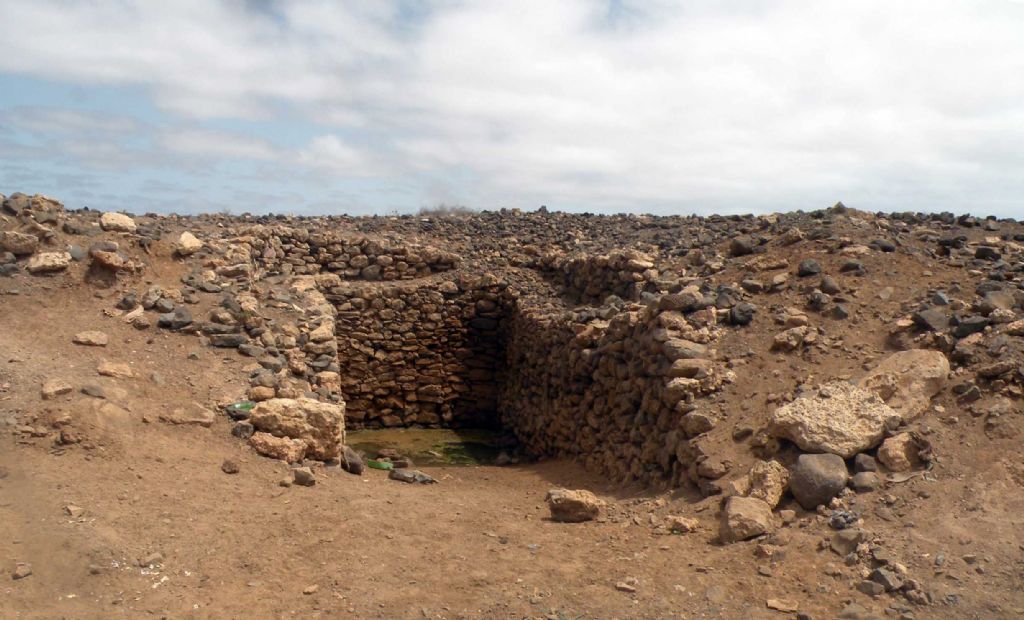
(73, 330, 109, 346)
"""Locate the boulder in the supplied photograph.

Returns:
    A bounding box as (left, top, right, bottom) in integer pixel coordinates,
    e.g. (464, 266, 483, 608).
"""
(858, 350, 949, 421)
(249, 431, 307, 462)
(545, 488, 604, 522)
(249, 397, 346, 460)
(0, 231, 39, 255)
(99, 212, 137, 233)
(788, 453, 849, 510)
(26, 251, 71, 274)
(720, 496, 775, 543)
(90, 249, 126, 271)
(176, 231, 203, 256)
(745, 460, 789, 508)
(768, 381, 900, 457)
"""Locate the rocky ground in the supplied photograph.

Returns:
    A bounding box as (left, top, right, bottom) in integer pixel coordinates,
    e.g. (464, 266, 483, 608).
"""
(2, 192, 1024, 619)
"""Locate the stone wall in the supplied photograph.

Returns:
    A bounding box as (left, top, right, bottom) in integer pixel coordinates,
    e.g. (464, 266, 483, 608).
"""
(231, 226, 459, 279)
(499, 290, 732, 486)
(323, 274, 512, 428)
(533, 249, 661, 304)
(219, 229, 735, 485)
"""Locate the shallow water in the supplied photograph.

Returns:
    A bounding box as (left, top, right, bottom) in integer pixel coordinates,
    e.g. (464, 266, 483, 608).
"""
(346, 427, 504, 466)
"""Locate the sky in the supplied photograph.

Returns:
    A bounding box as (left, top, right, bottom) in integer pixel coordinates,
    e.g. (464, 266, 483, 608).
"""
(0, 1, 1022, 217)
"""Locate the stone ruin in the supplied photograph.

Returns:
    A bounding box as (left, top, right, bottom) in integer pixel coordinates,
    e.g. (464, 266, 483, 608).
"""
(204, 224, 736, 486)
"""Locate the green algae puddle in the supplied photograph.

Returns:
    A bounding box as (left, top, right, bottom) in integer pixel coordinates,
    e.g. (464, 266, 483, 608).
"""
(346, 428, 504, 466)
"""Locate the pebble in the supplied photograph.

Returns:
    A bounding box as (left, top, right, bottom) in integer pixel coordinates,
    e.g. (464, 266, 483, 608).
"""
(221, 460, 240, 474)
(293, 467, 316, 486)
(11, 563, 31, 580)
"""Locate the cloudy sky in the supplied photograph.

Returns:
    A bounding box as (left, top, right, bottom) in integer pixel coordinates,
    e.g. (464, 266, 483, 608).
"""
(1, 1, 1022, 217)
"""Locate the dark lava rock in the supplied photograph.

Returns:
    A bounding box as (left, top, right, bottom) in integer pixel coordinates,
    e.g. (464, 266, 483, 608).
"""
(912, 308, 949, 331)
(854, 454, 878, 472)
(870, 238, 896, 252)
(157, 307, 193, 330)
(117, 292, 137, 310)
(729, 302, 756, 326)
(154, 298, 176, 313)
(729, 236, 755, 257)
(789, 453, 849, 510)
(797, 259, 821, 277)
(820, 275, 841, 294)
(231, 421, 255, 439)
(975, 246, 1000, 261)
(952, 315, 989, 338)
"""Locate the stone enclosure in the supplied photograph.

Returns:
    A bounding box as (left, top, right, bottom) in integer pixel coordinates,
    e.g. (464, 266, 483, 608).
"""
(225, 226, 734, 485)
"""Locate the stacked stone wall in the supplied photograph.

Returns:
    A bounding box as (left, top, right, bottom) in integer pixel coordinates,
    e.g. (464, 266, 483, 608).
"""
(230, 225, 459, 279)
(534, 249, 660, 304)
(323, 275, 511, 428)
(498, 293, 731, 486)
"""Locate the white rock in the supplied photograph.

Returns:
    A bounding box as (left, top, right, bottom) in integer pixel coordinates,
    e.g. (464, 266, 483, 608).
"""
(768, 381, 900, 458)
(176, 231, 203, 256)
(858, 349, 949, 422)
(26, 251, 71, 274)
(99, 212, 137, 233)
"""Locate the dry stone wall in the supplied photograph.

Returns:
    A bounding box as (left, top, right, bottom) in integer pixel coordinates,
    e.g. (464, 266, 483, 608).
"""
(230, 225, 459, 279)
(218, 228, 735, 485)
(323, 274, 512, 428)
(499, 290, 732, 486)
(533, 249, 661, 304)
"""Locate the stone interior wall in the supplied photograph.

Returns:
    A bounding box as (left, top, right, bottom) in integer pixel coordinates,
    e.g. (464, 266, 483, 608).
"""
(533, 249, 661, 305)
(323, 274, 512, 429)
(498, 292, 731, 486)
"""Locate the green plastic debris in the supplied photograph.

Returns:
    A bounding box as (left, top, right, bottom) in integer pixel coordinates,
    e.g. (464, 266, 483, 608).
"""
(366, 459, 394, 470)
(226, 401, 255, 412)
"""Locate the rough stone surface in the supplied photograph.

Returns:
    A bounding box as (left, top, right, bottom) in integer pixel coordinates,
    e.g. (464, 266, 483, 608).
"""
(720, 496, 775, 543)
(26, 251, 71, 274)
(41, 379, 73, 400)
(545, 488, 604, 522)
(73, 331, 109, 347)
(99, 212, 137, 232)
(877, 433, 922, 472)
(745, 460, 789, 508)
(768, 381, 900, 457)
(788, 453, 849, 510)
(292, 467, 316, 486)
(249, 432, 307, 462)
(0, 231, 39, 255)
(97, 361, 134, 378)
(667, 515, 700, 533)
(176, 231, 203, 256)
(249, 397, 346, 460)
(858, 349, 949, 421)
(159, 403, 216, 427)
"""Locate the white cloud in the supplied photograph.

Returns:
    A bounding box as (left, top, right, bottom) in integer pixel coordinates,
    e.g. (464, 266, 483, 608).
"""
(1, 1, 1023, 215)
(158, 128, 276, 161)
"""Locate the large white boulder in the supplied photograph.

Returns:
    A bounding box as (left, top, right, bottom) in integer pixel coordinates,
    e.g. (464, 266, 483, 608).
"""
(100, 212, 137, 233)
(858, 349, 949, 421)
(768, 381, 900, 458)
(249, 397, 346, 460)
